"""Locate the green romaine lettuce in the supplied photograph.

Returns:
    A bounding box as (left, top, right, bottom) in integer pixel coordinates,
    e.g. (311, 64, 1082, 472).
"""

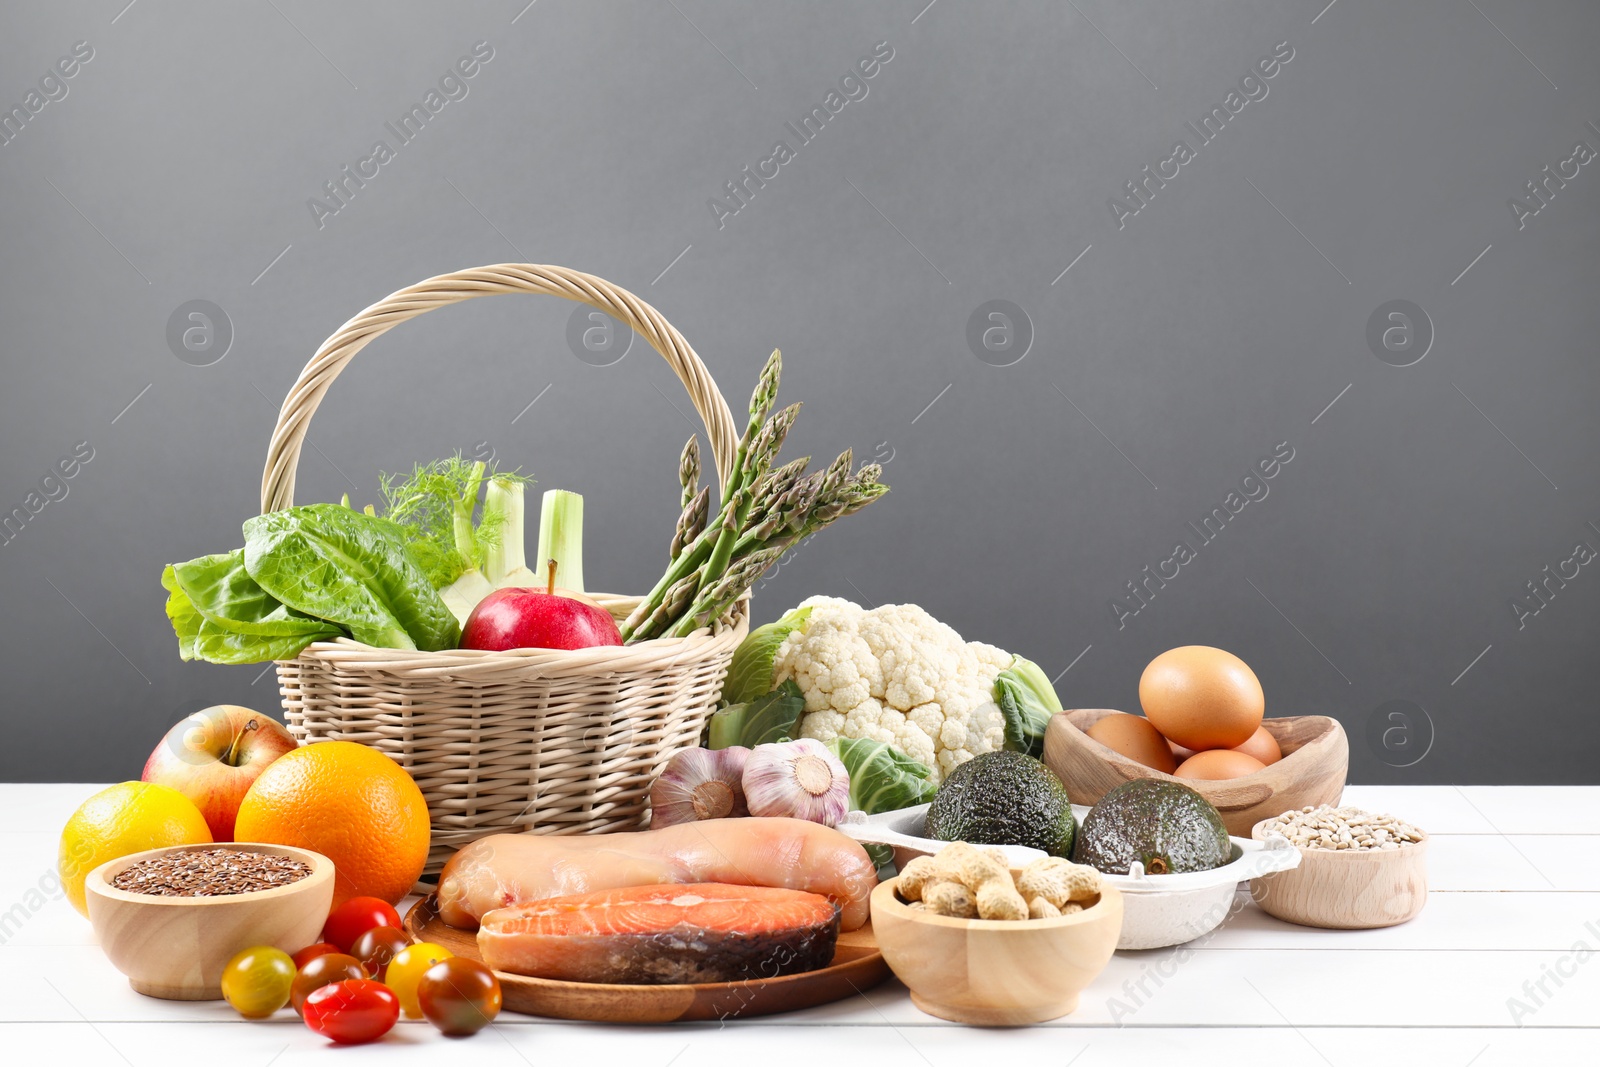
(169, 550, 343, 637)
(243, 504, 459, 652)
(161, 504, 460, 664)
(161, 565, 203, 661)
(162, 555, 340, 664)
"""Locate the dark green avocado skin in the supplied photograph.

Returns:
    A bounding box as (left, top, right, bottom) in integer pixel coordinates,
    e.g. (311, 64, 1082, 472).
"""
(1072, 778, 1231, 875)
(924, 751, 1076, 857)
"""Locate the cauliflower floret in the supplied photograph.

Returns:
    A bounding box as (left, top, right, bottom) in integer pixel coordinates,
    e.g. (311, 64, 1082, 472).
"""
(777, 597, 1023, 783)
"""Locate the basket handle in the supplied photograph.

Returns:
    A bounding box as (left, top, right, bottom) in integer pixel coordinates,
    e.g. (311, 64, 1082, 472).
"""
(260, 264, 740, 513)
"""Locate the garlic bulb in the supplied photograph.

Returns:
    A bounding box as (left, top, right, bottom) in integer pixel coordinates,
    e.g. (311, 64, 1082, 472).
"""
(743, 738, 851, 827)
(650, 746, 750, 827)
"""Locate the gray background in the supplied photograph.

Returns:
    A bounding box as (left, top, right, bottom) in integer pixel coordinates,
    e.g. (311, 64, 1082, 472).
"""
(2, 0, 1595, 784)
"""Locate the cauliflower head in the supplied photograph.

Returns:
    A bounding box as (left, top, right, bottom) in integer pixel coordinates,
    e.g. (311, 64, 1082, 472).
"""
(775, 596, 1014, 782)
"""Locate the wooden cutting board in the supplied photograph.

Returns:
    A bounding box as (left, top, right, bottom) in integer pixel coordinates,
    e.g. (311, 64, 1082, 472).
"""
(404, 895, 890, 1023)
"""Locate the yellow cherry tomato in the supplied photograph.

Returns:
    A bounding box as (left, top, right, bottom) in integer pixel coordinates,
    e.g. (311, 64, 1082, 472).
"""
(384, 942, 452, 1019)
(220, 946, 295, 1019)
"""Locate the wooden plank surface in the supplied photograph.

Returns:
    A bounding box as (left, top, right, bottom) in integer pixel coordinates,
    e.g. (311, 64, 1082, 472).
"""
(2, 785, 1595, 1065)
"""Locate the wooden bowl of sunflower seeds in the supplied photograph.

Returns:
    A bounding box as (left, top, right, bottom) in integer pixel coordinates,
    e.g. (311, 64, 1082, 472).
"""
(1249, 805, 1428, 929)
(86, 842, 333, 1000)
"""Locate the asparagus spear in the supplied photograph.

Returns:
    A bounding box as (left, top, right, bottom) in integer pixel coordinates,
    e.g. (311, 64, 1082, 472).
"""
(619, 349, 889, 642)
(679, 436, 701, 511)
(670, 486, 710, 561)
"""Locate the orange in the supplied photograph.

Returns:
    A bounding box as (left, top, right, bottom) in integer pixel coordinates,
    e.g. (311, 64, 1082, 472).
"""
(60, 782, 213, 917)
(234, 741, 429, 908)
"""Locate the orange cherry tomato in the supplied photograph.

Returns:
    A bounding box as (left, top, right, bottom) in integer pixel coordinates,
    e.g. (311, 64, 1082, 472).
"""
(291, 942, 341, 970)
(290, 953, 366, 1016)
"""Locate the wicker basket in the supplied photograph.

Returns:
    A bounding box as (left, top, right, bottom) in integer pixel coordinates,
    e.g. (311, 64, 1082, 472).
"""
(262, 264, 748, 877)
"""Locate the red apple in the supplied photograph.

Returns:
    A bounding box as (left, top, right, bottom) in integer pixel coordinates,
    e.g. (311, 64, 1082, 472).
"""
(460, 560, 623, 651)
(141, 705, 297, 841)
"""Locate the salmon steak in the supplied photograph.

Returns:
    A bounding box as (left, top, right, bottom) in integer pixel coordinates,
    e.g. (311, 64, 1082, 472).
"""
(477, 882, 842, 985)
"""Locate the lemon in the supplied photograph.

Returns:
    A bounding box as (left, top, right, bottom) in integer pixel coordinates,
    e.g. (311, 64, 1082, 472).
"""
(59, 782, 213, 916)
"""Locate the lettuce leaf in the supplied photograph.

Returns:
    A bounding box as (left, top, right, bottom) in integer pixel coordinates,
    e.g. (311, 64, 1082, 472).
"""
(243, 504, 459, 652)
(160, 565, 203, 662)
(169, 550, 341, 637)
(721, 605, 812, 706)
(162, 554, 339, 664)
(161, 504, 459, 664)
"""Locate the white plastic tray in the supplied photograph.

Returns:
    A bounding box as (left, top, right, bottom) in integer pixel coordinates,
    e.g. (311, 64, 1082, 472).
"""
(842, 803, 1301, 950)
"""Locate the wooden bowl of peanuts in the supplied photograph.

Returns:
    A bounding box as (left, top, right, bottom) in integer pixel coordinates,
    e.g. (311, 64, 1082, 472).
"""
(1249, 806, 1429, 929)
(870, 843, 1123, 1025)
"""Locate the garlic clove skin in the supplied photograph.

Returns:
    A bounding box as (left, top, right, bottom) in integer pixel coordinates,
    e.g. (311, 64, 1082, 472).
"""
(743, 738, 851, 827)
(650, 746, 751, 827)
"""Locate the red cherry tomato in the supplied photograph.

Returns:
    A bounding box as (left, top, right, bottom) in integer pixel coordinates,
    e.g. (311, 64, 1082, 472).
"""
(418, 957, 502, 1036)
(350, 925, 411, 982)
(322, 896, 403, 952)
(291, 942, 341, 970)
(302, 979, 399, 1045)
(290, 953, 367, 1016)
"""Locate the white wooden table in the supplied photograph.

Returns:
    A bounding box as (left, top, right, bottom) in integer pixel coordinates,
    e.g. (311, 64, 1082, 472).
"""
(3, 784, 1594, 1065)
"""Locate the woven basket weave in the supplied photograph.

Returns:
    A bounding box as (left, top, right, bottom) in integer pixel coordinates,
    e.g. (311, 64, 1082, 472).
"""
(263, 264, 748, 877)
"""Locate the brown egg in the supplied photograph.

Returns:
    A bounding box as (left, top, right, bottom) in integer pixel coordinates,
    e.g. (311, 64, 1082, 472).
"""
(1168, 738, 1196, 763)
(1232, 724, 1282, 766)
(1139, 646, 1264, 751)
(1175, 748, 1267, 781)
(1086, 714, 1178, 774)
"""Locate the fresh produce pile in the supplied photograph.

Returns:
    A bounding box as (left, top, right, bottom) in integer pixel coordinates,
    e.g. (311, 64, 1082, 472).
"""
(214, 896, 502, 1042)
(59, 704, 506, 1044)
(69, 281, 1434, 1030)
(161, 350, 887, 662)
(62, 639, 1428, 1032)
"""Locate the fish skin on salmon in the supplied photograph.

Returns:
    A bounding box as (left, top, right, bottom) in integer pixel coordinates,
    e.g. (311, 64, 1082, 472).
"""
(478, 882, 841, 984)
(438, 817, 876, 932)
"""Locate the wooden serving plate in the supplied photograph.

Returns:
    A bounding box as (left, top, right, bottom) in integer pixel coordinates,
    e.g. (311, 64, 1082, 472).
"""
(404, 895, 890, 1023)
(1043, 709, 1348, 836)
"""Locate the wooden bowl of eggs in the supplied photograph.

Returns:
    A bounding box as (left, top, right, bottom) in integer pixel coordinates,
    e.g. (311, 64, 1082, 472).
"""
(1042, 646, 1348, 836)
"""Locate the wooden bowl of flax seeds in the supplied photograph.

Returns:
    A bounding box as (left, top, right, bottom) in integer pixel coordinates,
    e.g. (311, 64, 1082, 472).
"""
(86, 842, 334, 999)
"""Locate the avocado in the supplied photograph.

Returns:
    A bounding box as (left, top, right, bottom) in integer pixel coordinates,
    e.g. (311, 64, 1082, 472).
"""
(1072, 778, 1231, 875)
(924, 750, 1076, 857)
